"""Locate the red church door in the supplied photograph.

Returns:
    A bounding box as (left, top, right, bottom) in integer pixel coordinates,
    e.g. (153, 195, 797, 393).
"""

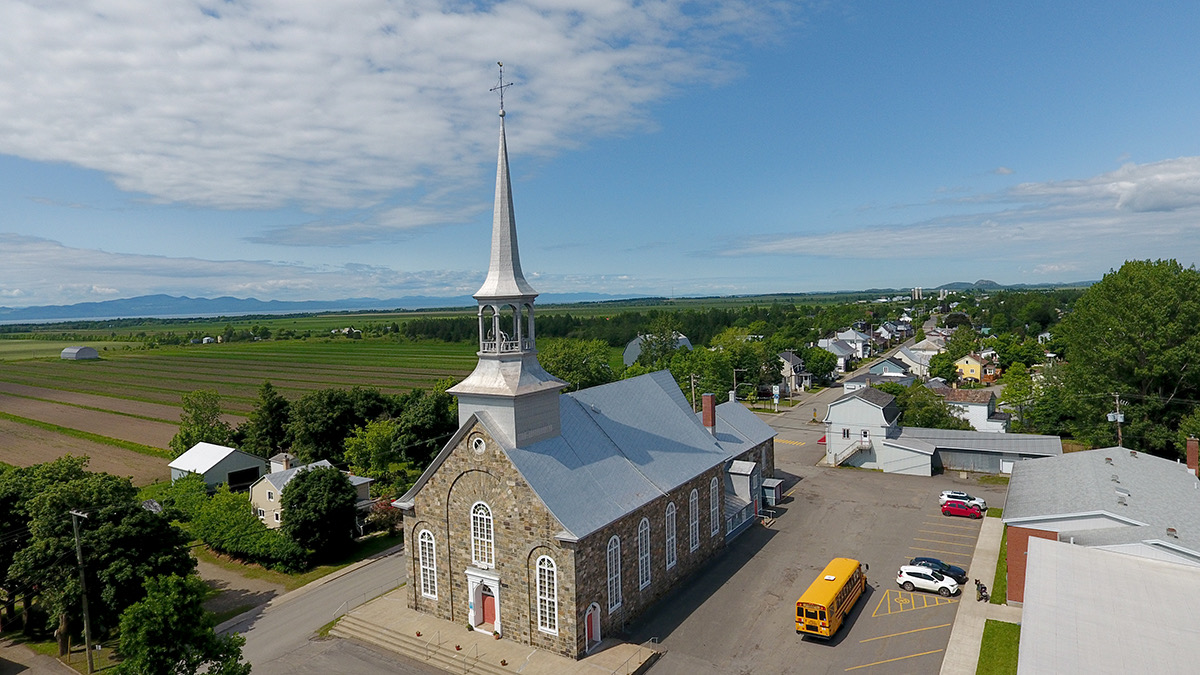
(482, 586, 496, 625)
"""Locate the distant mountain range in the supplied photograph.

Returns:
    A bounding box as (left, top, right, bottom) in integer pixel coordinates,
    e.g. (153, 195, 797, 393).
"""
(0, 280, 1094, 323)
(0, 292, 631, 323)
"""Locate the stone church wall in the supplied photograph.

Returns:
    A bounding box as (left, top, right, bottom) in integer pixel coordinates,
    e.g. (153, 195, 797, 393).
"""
(406, 421, 578, 658)
(572, 464, 726, 656)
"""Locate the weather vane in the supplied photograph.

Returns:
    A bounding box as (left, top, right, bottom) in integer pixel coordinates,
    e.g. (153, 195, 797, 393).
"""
(490, 61, 514, 113)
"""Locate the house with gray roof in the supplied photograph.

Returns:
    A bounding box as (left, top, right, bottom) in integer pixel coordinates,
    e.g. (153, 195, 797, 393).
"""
(823, 389, 1060, 476)
(394, 107, 776, 660)
(1001, 443, 1200, 604)
(248, 459, 373, 529)
(894, 345, 932, 378)
(817, 338, 857, 372)
(939, 388, 1010, 432)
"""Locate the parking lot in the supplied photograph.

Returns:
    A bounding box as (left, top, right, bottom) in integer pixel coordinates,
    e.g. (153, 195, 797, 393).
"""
(631, 401, 1005, 674)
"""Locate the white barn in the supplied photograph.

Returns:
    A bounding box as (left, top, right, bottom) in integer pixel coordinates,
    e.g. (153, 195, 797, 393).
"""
(169, 442, 268, 492)
(60, 346, 99, 360)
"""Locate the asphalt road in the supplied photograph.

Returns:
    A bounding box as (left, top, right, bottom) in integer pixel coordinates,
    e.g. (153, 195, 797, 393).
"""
(223, 549, 412, 674)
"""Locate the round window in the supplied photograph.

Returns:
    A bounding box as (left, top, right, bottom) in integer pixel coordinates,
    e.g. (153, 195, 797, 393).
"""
(471, 436, 487, 455)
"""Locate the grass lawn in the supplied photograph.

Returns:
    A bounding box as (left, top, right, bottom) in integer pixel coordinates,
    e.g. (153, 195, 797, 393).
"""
(987, 507, 1003, 518)
(0, 626, 121, 674)
(978, 474, 1010, 485)
(194, 532, 403, 592)
(991, 525, 1008, 604)
(976, 620, 1020, 675)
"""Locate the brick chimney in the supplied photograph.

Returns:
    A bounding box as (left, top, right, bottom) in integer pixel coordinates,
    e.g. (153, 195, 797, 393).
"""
(1187, 437, 1198, 478)
(702, 393, 717, 435)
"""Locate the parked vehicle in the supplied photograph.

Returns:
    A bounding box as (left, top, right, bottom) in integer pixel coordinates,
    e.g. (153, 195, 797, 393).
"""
(795, 558, 869, 638)
(942, 500, 983, 519)
(896, 565, 959, 597)
(939, 490, 986, 510)
(910, 557, 968, 585)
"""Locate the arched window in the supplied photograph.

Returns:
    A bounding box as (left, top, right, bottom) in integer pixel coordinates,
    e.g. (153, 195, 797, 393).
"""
(419, 530, 437, 599)
(536, 556, 558, 634)
(689, 489, 700, 552)
(606, 536, 622, 612)
(710, 477, 720, 536)
(665, 503, 677, 570)
(637, 518, 651, 590)
(471, 502, 494, 568)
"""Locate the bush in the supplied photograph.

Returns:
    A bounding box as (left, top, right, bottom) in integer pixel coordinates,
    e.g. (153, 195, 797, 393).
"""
(192, 486, 308, 572)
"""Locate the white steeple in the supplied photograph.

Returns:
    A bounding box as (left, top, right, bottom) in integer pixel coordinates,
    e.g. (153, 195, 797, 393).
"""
(448, 68, 566, 448)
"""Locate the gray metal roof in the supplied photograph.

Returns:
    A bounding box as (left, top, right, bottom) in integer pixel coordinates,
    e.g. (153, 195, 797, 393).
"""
(704, 400, 776, 458)
(899, 427, 1061, 457)
(506, 371, 740, 539)
(1003, 448, 1200, 547)
(258, 460, 372, 492)
(1018, 538, 1200, 674)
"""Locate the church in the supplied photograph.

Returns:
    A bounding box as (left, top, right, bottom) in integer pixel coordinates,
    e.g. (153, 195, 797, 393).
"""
(395, 101, 776, 659)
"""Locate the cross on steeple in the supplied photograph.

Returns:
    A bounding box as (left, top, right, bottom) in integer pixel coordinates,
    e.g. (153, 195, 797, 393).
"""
(490, 61, 513, 113)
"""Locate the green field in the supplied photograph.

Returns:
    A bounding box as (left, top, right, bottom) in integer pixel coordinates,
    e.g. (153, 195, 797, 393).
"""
(0, 339, 143, 361)
(0, 338, 480, 413)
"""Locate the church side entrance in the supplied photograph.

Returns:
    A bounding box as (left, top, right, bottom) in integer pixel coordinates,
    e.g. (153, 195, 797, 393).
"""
(585, 602, 601, 651)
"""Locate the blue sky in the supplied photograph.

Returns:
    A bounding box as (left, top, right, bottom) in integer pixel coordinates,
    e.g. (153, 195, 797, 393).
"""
(3, 1, 1200, 308)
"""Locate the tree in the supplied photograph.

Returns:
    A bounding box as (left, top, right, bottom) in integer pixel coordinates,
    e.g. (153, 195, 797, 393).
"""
(191, 486, 306, 572)
(392, 383, 458, 467)
(237, 381, 292, 458)
(998, 363, 1035, 430)
(871, 383, 972, 430)
(9, 471, 193, 654)
(280, 467, 358, 559)
(636, 315, 685, 369)
(928, 352, 959, 383)
(116, 574, 250, 675)
(343, 419, 422, 498)
(537, 338, 616, 391)
(1056, 259, 1200, 455)
(800, 346, 837, 383)
(286, 387, 401, 464)
(169, 390, 233, 457)
(158, 472, 210, 526)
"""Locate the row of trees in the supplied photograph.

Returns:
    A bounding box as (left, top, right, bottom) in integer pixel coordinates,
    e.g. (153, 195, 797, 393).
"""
(994, 259, 1200, 457)
(0, 458, 249, 672)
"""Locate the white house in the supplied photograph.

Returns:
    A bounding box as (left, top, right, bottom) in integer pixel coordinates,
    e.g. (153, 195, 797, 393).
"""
(169, 442, 267, 491)
(940, 388, 1009, 432)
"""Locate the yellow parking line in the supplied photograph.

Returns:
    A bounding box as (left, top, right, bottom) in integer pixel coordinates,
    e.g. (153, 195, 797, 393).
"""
(919, 529, 977, 539)
(909, 546, 973, 559)
(923, 521, 979, 530)
(872, 590, 958, 617)
(777, 438, 806, 446)
(845, 649, 944, 671)
(859, 623, 953, 643)
(912, 538, 975, 548)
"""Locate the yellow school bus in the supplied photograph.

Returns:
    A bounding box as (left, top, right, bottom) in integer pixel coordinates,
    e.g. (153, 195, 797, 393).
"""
(795, 558, 868, 638)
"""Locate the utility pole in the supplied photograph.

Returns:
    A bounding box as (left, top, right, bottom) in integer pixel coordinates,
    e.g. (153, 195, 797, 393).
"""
(1108, 393, 1125, 448)
(732, 368, 746, 402)
(689, 374, 699, 412)
(69, 510, 94, 675)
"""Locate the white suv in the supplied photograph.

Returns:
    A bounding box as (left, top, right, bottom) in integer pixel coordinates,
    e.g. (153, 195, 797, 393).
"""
(896, 565, 960, 597)
(939, 490, 986, 510)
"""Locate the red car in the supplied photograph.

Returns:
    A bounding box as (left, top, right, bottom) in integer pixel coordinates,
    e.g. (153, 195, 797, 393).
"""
(941, 500, 983, 519)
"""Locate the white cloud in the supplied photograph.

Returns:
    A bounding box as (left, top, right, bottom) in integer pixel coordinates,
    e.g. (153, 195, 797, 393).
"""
(992, 166, 1014, 175)
(0, 0, 791, 249)
(718, 157, 1200, 274)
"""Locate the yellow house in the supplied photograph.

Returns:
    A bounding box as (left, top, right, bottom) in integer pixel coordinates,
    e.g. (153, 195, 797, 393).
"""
(955, 353, 1001, 383)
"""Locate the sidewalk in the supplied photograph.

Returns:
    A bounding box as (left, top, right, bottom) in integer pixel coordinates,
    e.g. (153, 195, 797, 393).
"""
(331, 589, 659, 675)
(939, 516, 1022, 675)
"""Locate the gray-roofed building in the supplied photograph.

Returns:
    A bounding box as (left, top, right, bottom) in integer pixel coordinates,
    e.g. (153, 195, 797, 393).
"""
(168, 442, 267, 491)
(938, 388, 1009, 433)
(1001, 444, 1200, 603)
(823, 390, 1060, 475)
(60, 345, 99, 360)
(817, 338, 856, 372)
(894, 345, 932, 378)
(395, 107, 776, 660)
(842, 372, 916, 393)
(622, 332, 693, 367)
(249, 459, 374, 529)
(1018, 537, 1200, 674)
(778, 350, 811, 394)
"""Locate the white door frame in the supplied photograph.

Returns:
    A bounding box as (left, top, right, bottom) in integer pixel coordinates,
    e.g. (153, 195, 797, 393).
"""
(465, 566, 503, 635)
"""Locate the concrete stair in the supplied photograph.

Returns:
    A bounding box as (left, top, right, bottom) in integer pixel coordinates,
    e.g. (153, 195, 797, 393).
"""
(331, 614, 514, 675)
